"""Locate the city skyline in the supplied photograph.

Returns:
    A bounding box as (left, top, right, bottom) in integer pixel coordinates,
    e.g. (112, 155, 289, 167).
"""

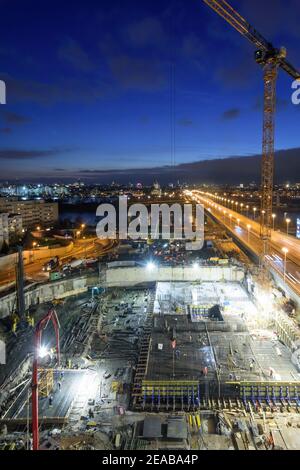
(0, 0, 300, 181)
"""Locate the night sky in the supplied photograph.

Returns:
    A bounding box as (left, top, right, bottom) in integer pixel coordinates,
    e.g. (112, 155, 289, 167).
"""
(0, 0, 299, 183)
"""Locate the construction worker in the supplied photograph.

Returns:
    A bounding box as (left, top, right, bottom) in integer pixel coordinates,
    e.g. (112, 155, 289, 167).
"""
(266, 431, 275, 450)
(26, 314, 34, 328)
(12, 318, 17, 336)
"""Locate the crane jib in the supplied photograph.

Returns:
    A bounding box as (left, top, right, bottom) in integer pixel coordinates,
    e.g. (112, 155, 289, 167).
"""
(201, 0, 300, 257)
(202, 0, 299, 79)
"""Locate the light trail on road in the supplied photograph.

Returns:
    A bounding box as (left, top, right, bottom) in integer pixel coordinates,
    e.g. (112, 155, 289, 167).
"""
(0, 239, 117, 288)
(186, 190, 300, 296)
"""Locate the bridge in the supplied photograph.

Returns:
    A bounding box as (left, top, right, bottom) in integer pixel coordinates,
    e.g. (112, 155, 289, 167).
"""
(186, 190, 300, 298)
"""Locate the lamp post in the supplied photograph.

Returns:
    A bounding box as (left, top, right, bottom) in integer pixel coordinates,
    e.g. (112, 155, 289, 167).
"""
(261, 210, 265, 227)
(253, 207, 257, 220)
(247, 224, 251, 243)
(272, 213, 276, 231)
(31, 241, 37, 262)
(282, 247, 289, 283)
(237, 218, 240, 227)
(286, 218, 291, 235)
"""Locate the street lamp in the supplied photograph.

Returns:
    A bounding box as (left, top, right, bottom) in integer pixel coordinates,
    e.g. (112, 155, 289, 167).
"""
(282, 247, 289, 282)
(286, 218, 291, 235)
(246, 205, 249, 217)
(247, 224, 251, 242)
(237, 218, 240, 227)
(272, 213, 276, 231)
(253, 207, 257, 220)
(261, 210, 265, 227)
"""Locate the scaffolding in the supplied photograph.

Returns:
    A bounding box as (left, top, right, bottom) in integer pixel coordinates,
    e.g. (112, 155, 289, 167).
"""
(228, 380, 300, 406)
(38, 369, 54, 398)
(141, 380, 201, 410)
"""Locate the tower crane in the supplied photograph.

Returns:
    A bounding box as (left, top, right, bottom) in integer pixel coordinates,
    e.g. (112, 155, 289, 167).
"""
(202, 0, 300, 256)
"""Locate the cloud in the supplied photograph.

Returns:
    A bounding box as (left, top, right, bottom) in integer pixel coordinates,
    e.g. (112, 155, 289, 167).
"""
(0, 73, 113, 104)
(0, 110, 30, 124)
(126, 17, 167, 48)
(4, 147, 300, 184)
(222, 108, 241, 120)
(178, 118, 193, 127)
(238, 0, 300, 40)
(0, 127, 12, 134)
(139, 116, 150, 125)
(73, 147, 300, 185)
(180, 33, 205, 69)
(108, 55, 167, 91)
(58, 38, 95, 72)
(216, 54, 258, 88)
(0, 147, 73, 160)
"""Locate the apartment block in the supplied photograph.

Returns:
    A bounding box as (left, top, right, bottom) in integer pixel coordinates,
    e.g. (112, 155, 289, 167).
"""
(0, 198, 58, 228)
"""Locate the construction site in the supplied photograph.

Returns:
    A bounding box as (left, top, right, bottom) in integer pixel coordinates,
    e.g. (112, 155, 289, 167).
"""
(1, 0, 300, 455)
(1, 253, 300, 451)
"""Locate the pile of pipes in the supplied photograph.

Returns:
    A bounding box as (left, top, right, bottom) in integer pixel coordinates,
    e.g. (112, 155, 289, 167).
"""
(100, 331, 139, 361)
(62, 303, 98, 356)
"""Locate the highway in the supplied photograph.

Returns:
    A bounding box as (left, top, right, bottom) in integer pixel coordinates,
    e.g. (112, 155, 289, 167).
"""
(186, 190, 300, 296)
(0, 238, 117, 288)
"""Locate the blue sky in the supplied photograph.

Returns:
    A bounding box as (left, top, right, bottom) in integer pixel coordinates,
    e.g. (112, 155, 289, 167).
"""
(0, 0, 299, 182)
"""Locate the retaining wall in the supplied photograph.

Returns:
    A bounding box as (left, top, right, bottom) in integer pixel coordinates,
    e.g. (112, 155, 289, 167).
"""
(104, 265, 245, 287)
